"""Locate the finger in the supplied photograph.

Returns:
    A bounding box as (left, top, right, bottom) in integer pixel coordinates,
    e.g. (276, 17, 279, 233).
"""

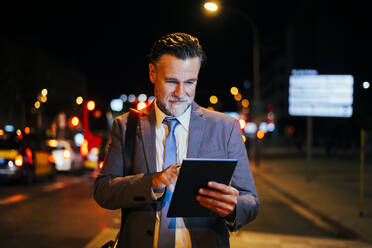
(165, 165, 179, 177)
(168, 164, 179, 170)
(198, 199, 231, 217)
(152, 172, 166, 188)
(158, 173, 172, 188)
(198, 188, 237, 205)
(196, 195, 235, 213)
(207, 182, 239, 195)
(165, 169, 178, 180)
(163, 170, 179, 187)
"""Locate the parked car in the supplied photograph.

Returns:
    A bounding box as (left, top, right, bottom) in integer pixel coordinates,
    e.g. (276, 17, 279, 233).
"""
(0, 131, 56, 183)
(46, 139, 83, 172)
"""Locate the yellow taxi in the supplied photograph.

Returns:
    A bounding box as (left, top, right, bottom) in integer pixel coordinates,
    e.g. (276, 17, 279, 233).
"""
(0, 130, 56, 183)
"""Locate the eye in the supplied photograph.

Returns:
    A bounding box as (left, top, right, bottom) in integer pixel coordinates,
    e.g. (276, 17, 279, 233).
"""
(165, 80, 178, 84)
(184, 81, 196, 85)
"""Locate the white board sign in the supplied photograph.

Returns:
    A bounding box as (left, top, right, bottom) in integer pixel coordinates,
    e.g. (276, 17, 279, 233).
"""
(289, 74, 354, 117)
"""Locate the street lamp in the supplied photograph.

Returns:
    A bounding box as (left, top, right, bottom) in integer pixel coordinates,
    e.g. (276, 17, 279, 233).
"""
(76, 96, 84, 105)
(204, 1, 219, 12)
(41, 88, 48, 96)
(203, 1, 261, 114)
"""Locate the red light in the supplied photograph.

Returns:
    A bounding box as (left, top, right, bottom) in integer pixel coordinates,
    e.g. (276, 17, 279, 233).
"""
(267, 104, 274, 112)
(18, 134, 23, 140)
(24, 127, 30, 134)
(93, 110, 102, 118)
(99, 161, 104, 171)
(0, 129, 4, 136)
(48, 155, 55, 163)
(25, 148, 33, 164)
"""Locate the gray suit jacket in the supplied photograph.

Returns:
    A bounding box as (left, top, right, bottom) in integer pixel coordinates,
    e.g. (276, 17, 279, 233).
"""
(94, 102, 259, 248)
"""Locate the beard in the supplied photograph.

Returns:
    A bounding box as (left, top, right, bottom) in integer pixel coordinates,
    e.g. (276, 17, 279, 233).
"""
(156, 97, 193, 117)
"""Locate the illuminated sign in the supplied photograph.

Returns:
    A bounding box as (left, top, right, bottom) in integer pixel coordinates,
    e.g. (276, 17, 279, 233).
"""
(289, 74, 354, 118)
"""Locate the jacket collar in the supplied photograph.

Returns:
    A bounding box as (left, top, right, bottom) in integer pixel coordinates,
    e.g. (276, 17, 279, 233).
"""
(138, 101, 206, 173)
(138, 102, 157, 173)
(187, 102, 206, 158)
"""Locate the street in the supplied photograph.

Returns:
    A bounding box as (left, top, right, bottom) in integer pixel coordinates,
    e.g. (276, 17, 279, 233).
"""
(1, 168, 368, 248)
(0, 172, 120, 248)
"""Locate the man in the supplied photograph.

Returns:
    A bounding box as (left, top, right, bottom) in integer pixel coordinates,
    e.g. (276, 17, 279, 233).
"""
(94, 32, 259, 248)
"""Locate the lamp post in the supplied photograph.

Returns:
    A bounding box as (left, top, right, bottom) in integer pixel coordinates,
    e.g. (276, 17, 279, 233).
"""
(203, 1, 261, 115)
(204, 1, 261, 166)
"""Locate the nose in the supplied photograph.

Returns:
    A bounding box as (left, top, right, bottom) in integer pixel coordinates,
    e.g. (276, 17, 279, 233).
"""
(174, 83, 185, 98)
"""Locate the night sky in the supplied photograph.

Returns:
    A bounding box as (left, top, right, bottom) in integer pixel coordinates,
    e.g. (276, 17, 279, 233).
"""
(1, 0, 371, 116)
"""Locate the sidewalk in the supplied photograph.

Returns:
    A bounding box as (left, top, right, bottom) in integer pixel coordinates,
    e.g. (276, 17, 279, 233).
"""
(252, 146, 372, 244)
(86, 228, 372, 248)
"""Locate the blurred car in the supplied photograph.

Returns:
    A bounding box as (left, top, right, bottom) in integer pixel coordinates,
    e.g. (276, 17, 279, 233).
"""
(83, 146, 99, 170)
(0, 131, 56, 183)
(46, 139, 83, 172)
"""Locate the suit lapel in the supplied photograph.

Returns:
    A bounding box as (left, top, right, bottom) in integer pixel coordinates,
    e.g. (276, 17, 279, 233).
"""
(139, 102, 205, 171)
(139, 104, 157, 173)
(187, 102, 205, 158)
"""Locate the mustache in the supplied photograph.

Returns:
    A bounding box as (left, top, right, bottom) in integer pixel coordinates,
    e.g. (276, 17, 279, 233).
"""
(168, 98, 188, 102)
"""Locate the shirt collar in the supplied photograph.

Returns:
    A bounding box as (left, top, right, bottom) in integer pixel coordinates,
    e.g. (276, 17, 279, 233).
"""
(154, 99, 191, 131)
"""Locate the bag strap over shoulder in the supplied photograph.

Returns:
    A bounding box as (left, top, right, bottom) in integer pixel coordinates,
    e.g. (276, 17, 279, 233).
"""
(106, 108, 139, 248)
(123, 108, 139, 176)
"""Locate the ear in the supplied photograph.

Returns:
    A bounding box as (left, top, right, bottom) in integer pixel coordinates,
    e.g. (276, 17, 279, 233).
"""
(149, 63, 156, 84)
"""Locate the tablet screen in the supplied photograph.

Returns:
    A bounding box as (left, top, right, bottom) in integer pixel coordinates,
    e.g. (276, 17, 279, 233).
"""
(167, 158, 237, 217)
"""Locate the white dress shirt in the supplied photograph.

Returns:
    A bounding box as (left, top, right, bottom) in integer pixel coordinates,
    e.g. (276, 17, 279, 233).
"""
(153, 101, 192, 248)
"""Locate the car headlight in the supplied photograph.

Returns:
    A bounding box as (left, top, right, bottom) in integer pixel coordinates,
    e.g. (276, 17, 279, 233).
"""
(63, 150, 71, 159)
(8, 160, 14, 168)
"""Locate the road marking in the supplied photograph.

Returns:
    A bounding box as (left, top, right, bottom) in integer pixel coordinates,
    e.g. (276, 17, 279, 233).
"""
(85, 229, 372, 248)
(42, 182, 66, 192)
(0, 193, 28, 205)
(41, 177, 81, 192)
(0, 177, 83, 206)
(84, 228, 118, 248)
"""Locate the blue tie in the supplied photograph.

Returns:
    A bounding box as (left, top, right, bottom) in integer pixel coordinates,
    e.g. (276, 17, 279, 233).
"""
(158, 118, 179, 248)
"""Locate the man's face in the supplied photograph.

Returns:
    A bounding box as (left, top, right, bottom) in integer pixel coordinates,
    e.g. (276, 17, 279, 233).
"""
(149, 54, 200, 117)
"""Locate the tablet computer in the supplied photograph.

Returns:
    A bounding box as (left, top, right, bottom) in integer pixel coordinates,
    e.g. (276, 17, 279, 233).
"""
(167, 158, 237, 217)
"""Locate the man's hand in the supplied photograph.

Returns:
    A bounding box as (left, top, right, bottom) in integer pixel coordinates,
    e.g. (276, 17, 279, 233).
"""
(196, 181, 239, 218)
(152, 164, 179, 190)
